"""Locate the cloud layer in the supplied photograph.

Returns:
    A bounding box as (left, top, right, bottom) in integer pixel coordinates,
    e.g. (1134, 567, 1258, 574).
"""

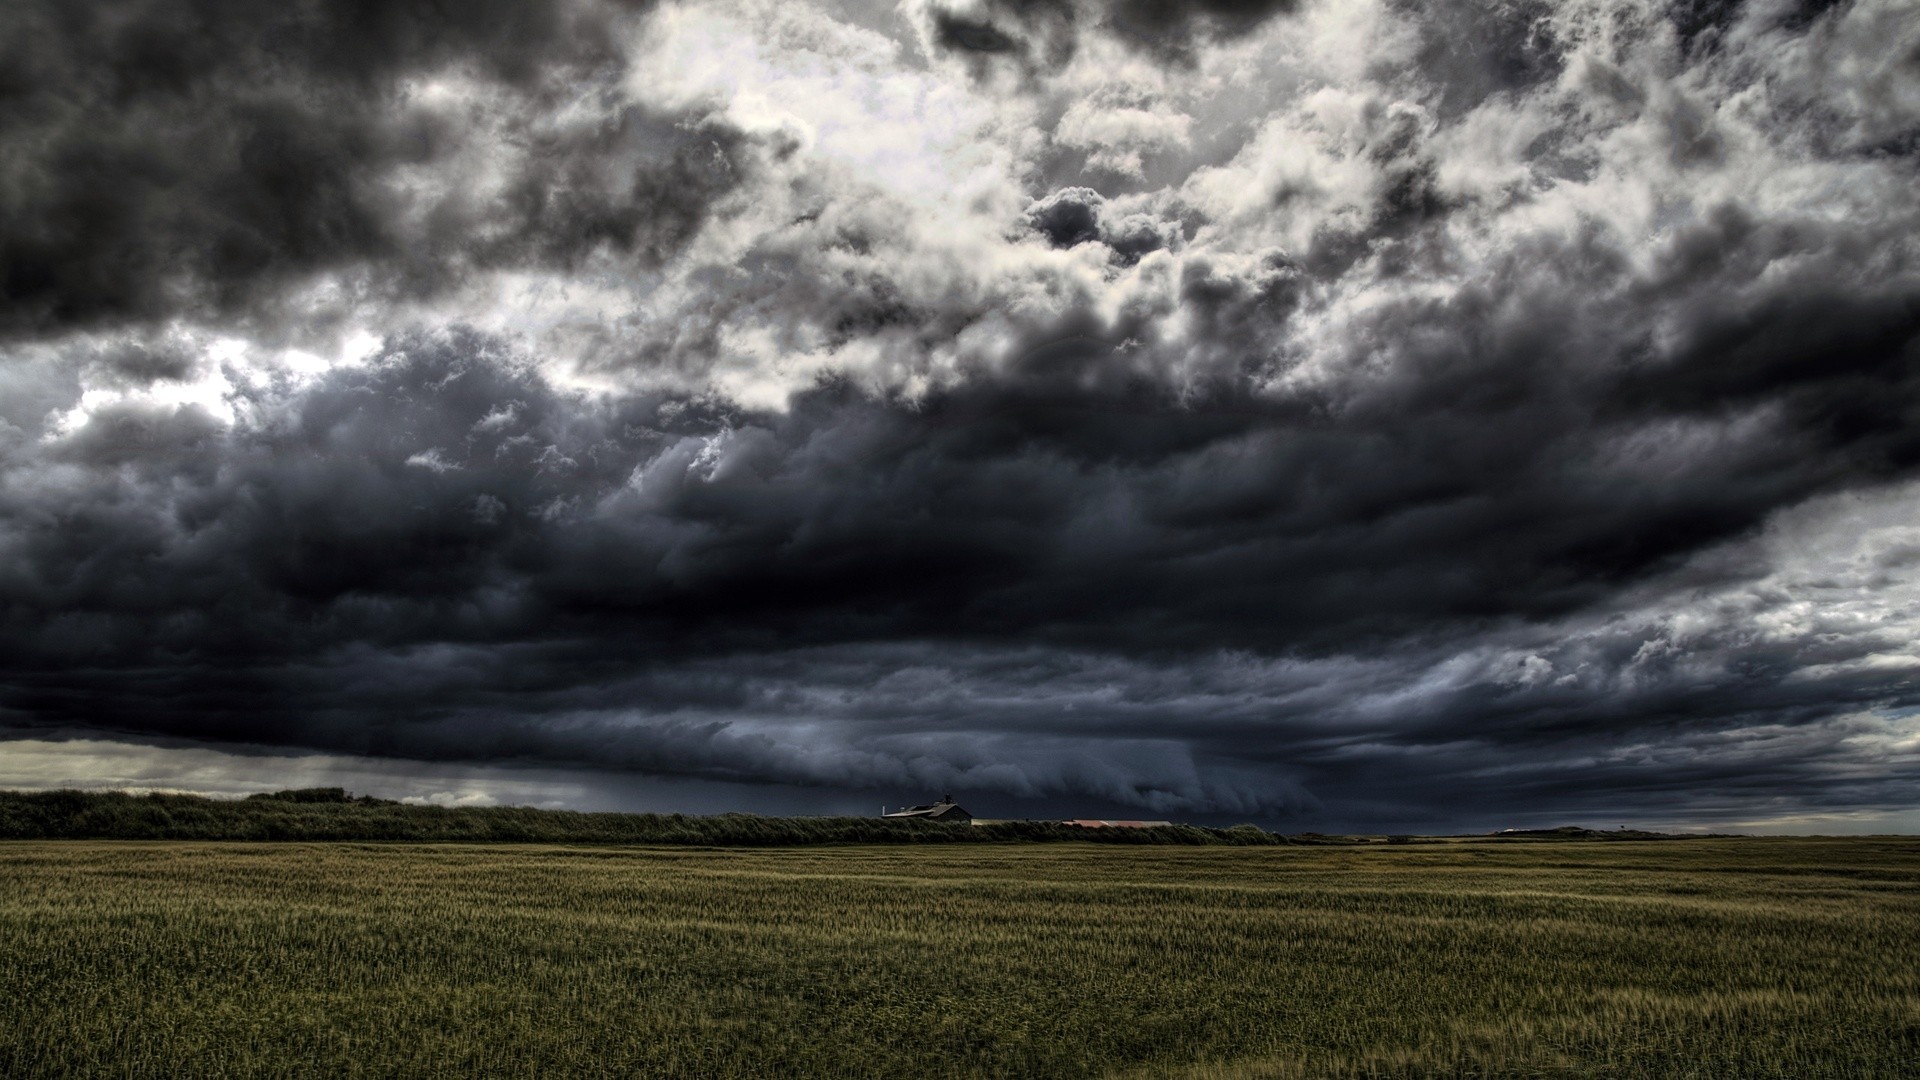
(3, 0, 1918, 827)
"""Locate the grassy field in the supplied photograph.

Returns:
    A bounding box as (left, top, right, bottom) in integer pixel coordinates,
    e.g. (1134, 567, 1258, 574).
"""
(1, 840, 1915, 1078)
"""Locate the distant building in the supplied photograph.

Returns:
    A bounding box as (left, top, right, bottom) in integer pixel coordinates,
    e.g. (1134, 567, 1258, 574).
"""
(882, 794, 972, 822)
(1062, 819, 1174, 829)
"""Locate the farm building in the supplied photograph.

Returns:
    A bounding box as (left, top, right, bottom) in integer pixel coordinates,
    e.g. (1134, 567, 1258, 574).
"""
(1062, 819, 1174, 829)
(882, 795, 972, 822)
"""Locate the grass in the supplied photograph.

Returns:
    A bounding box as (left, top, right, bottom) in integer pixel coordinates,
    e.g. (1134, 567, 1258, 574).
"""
(1, 839, 1916, 1077)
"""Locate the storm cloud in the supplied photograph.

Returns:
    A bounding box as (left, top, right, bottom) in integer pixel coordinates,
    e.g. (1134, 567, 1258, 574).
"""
(2, 0, 1918, 829)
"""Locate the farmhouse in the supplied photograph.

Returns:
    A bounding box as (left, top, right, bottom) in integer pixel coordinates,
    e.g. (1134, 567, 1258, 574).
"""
(882, 795, 972, 822)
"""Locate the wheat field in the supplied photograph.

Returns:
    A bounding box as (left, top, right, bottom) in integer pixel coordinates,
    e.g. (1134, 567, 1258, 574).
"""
(1, 839, 1915, 1078)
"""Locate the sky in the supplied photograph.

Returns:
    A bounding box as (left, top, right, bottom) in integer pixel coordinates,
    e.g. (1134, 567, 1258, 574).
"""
(2, 0, 1918, 833)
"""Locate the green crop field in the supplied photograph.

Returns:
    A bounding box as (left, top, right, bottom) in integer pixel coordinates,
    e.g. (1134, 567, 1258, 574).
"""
(1, 839, 1916, 1078)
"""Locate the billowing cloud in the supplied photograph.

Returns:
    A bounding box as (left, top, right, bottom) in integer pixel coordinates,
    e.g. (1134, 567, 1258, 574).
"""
(2, 0, 1917, 829)
(0, 0, 763, 339)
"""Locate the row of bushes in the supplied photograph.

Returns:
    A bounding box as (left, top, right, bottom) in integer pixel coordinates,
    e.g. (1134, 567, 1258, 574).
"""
(0, 789, 1308, 846)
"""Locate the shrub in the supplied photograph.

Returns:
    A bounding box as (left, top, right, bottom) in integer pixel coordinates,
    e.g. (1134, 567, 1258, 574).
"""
(246, 788, 357, 803)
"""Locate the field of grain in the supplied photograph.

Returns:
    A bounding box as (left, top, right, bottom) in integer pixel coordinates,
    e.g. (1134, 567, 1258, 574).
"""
(1, 839, 1915, 1078)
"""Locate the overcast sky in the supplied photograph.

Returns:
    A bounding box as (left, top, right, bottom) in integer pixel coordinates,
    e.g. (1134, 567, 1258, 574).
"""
(2, 0, 1917, 832)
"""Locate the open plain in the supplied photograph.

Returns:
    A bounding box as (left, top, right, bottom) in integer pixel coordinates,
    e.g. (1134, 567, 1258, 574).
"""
(1, 838, 1916, 1078)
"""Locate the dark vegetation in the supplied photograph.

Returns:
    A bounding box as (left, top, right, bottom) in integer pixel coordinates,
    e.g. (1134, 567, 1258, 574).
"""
(0, 789, 1300, 845)
(1486, 825, 1726, 840)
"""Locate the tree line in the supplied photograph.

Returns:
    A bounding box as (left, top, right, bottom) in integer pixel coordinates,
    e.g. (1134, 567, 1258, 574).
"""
(0, 789, 1313, 845)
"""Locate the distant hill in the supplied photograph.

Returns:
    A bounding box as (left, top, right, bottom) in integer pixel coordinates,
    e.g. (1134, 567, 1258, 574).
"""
(1487, 825, 1731, 841)
(0, 789, 1287, 846)
(0, 790, 1737, 845)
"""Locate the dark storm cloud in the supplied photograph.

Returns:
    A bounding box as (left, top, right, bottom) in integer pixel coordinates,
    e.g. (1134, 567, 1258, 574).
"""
(920, 0, 1564, 81)
(1024, 187, 1175, 261)
(1102, 0, 1301, 61)
(88, 338, 202, 387)
(1394, 0, 1564, 117)
(1027, 188, 1107, 247)
(2, 0, 1918, 824)
(1671, 0, 1853, 54)
(0, 0, 756, 337)
(920, 0, 1080, 85)
(915, 0, 1301, 73)
(5, 255, 1919, 815)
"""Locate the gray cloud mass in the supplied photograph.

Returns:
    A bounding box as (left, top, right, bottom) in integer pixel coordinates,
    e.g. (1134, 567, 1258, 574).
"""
(2, 0, 1918, 829)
